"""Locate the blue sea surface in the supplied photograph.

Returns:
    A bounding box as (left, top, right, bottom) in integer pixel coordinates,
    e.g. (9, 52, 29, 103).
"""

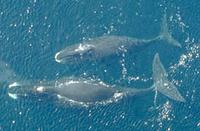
(0, 0, 200, 130)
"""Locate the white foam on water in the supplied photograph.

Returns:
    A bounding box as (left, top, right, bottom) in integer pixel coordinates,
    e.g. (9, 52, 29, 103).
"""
(9, 82, 20, 88)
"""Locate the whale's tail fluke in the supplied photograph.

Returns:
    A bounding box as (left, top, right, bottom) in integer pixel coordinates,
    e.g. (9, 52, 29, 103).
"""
(157, 14, 182, 48)
(152, 53, 185, 102)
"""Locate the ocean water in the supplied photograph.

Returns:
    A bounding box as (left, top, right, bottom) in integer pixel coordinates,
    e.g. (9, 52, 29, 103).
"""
(0, 0, 200, 130)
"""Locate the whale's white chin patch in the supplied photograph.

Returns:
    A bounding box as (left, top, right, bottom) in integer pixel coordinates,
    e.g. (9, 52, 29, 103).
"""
(8, 93, 18, 99)
(9, 82, 20, 88)
(55, 52, 62, 63)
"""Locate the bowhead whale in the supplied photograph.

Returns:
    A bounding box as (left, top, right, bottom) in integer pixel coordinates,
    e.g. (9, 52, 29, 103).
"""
(55, 14, 182, 64)
(6, 54, 185, 105)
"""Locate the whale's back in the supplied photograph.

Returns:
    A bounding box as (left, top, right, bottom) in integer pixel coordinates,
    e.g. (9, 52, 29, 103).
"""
(53, 80, 116, 103)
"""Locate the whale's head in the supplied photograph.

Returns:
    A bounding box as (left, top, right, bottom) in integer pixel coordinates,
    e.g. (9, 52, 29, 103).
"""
(55, 44, 95, 64)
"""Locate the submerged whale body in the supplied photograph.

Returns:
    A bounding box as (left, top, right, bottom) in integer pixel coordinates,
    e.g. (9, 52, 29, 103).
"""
(7, 54, 185, 104)
(55, 14, 182, 64)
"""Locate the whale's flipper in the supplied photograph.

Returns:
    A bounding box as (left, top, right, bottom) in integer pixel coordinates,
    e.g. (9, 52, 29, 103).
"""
(158, 14, 182, 48)
(152, 53, 185, 102)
